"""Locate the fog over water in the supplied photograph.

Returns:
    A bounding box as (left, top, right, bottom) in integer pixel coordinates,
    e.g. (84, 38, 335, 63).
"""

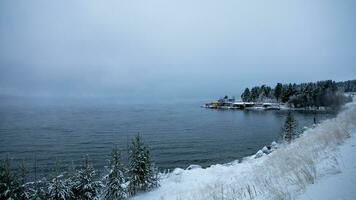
(1, 0, 356, 101)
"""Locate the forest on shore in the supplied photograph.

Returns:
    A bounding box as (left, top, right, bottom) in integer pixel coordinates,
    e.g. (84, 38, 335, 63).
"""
(240, 79, 355, 109)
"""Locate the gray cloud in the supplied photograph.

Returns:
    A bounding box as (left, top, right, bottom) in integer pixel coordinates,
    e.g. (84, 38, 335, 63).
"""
(1, 0, 356, 100)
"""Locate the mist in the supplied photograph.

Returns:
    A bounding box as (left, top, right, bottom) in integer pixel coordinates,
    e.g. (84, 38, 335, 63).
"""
(1, 0, 355, 101)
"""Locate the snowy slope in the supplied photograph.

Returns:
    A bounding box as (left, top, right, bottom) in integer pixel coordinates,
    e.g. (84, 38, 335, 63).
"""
(133, 101, 356, 200)
(298, 132, 356, 200)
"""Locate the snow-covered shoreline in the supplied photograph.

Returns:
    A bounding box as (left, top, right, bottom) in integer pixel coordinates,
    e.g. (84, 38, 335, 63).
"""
(134, 101, 356, 200)
(203, 102, 337, 112)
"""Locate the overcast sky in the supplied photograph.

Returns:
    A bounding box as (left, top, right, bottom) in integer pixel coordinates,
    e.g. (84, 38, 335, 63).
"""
(0, 0, 355, 101)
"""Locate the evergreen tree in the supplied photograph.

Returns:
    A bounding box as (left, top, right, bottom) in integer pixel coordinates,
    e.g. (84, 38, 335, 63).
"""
(105, 146, 127, 200)
(47, 161, 72, 200)
(147, 163, 159, 190)
(262, 86, 272, 99)
(0, 157, 14, 199)
(282, 112, 298, 143)
(17, 160, 27, 187)
(241, 88, 251, 102)
(274, 83, 283, 102)
(72, 156, 103, 200)
(250, 87, 260, 102)
(27, 156, 50, 200)
(0, 157, 26, 200)
(26, 177, 49, 200)
(281, 84, 294, 103)
(16, 160, 30, 199)
(128, 134, 158, 196)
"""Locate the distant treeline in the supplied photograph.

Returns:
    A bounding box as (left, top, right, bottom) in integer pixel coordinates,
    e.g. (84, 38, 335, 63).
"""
(336, 79, 356, 93)
(0, 134, 158, 200)
(241, 79, 355, 108)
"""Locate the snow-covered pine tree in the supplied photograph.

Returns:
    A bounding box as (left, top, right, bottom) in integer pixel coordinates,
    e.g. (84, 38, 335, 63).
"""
(27, 179, 49, 200)
(146, 163, 159, 190)
(274, 83, 283, 102)
(105, 146, 127, 200)
(47, 161, 73, 200)
(18, 160, 27, 185)
(72, 155, 103, 200)
(282, 112, 298, 143)
(0, 156, 28, 200)
(61, 161, 78, 200)
(26, 157, 49, 200)
(14, 160, 31, 199)
(241, 88, 251, 102)
(128, 134, 158, 196)
(0, 157, 14, 199)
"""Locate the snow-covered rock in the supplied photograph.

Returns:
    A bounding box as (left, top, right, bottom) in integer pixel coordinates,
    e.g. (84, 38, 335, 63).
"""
(172, 168, 184, 176)
(254, 150, 265, 158)
(261, 146, 269, 154)
(271, 141, 278, 149)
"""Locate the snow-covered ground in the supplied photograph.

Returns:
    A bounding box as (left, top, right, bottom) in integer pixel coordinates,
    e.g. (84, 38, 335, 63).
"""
(298, 132, 356, 200)
(133, 101, 356, 200)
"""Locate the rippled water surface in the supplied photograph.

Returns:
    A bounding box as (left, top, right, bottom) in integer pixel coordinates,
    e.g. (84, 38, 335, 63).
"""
(0, 98, 335, 175)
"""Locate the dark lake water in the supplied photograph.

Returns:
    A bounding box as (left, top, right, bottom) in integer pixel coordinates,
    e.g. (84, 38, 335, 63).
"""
(0, 98, 335, 177)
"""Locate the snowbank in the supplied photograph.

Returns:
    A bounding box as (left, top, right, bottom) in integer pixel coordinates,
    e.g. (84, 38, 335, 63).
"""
(133, 101, 356, 200)
(297, 131, 356, 200)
